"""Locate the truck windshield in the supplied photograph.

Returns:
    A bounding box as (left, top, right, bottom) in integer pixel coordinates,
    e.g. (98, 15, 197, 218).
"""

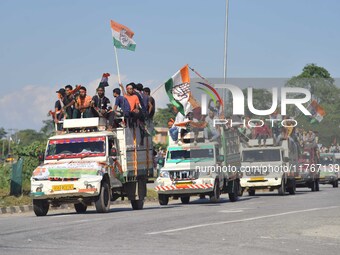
(319, 156, 334, 165)
(168, 148, 214, 160)
(45, 137, 106, 159)
(242, 149, 281, 162)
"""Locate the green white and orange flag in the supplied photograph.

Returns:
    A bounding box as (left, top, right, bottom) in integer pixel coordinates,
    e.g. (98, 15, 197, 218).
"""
(165, 65, 191, 115)
(307, 100, 326, 123)
(110, 20, 136, 51)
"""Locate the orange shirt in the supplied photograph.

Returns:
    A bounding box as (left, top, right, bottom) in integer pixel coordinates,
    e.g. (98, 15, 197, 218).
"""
(124, 94, 140, 111)
(77, 95, 92, 110)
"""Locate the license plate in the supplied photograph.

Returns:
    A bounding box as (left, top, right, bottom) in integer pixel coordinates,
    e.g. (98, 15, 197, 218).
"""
(175, 181, 192, 186)
(250, 177, 265, 181)
(52, 184, 74, 191)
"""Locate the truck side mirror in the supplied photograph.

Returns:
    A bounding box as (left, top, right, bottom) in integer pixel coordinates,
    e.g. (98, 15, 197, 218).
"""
(217, 155, 224, 162)
(38, 152, 44, 163)
(283, 157, 289, 163)
(158, 158, 165, 167)
(110, 147, 117, 157)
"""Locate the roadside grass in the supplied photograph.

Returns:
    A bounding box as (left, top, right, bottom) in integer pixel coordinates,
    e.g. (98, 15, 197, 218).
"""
(0, 189, 32, 207)
(0, 187, 158, 208)
(146, 188, 158, 200)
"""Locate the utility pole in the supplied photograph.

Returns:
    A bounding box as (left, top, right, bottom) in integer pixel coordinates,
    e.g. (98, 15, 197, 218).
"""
(223, 0, 230, 115)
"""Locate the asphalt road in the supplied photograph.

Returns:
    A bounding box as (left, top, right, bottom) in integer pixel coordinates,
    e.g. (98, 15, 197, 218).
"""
(1, 185, 340, 255)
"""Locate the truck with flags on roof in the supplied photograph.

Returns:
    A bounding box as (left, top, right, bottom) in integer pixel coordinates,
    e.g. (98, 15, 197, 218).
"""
(155, 64, 242, 205)
(155, 127, 242, 205)
(30, 118, 154, 216)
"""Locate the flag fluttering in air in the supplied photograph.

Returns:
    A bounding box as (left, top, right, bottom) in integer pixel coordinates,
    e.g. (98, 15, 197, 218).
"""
(165, 65, 191, 115)
(110, 20, 136, 51)
(307, 100, 326, 123)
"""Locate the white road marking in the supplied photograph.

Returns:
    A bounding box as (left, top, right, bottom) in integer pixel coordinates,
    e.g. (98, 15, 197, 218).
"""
(219, 210, 244, 213)
(147, 206, 339, 235)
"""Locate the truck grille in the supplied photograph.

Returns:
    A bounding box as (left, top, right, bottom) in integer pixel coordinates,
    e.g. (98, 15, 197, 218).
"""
(170, 171, 198, 181)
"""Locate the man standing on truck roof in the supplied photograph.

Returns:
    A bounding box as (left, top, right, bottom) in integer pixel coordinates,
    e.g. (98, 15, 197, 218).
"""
(112, 88, 130, 128)
(54, 88, 67, 131)
(64, 85, 75, 119)
(73, 86, 93, 119)
(125, 83, 142, 121)
(143, 87, 155, 120)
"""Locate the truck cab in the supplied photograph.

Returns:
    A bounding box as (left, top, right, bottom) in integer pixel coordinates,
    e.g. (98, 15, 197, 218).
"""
(30, 118, 154, 216)
(240, 139, 297, 196)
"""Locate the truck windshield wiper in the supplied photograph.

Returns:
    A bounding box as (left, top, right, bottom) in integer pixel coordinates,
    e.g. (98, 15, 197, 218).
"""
(176, 158, 187, 164)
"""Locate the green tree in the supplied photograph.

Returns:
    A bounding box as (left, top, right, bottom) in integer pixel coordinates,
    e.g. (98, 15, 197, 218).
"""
(286, 64, 339, 104)
(0, 127, 7, 139)
(153, 104, 176, 127)
(40, 119, 55, 138)
(16, 129, 45, 147)
(242, 88, 276, 117)
(286, 64, 340, 145)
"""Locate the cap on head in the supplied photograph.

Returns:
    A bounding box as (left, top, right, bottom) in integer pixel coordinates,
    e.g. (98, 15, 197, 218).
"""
(56, 88, 66, 95)
(80, 86, 87, 91)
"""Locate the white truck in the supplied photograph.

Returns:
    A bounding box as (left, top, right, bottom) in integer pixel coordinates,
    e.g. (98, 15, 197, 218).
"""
(30, 118, 154, 216)
(319, 153, 339, 188)
(155, 128, 242, 205)
(240, 139, 298, 196)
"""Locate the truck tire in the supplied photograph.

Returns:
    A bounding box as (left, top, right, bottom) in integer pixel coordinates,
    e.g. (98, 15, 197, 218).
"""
(180, 196, 190, 204)
(315, 179, 320, 191)
(248, 190, 255, 196)
(228, 180, 240, 202)
(131, 199, 144, 210)
(33, 199, 49, 217)
(333, 180, 338, 188)
(311, 180, 316, 192)
(278, 180, 286, 196)
(158, 194, 169, 205)
(74, 203, 87, 213)
(210, 180, 220, 202)
(311, 180, 320, 192)
(287, 180, 296, 195)
(95, 182, 111, 213)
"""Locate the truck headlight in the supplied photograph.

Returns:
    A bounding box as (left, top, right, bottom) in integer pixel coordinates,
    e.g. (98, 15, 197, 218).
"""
(159, 171, 170, 178)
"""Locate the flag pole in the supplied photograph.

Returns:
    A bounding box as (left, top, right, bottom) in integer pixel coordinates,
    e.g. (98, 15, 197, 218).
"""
(114, 45, 122, 85)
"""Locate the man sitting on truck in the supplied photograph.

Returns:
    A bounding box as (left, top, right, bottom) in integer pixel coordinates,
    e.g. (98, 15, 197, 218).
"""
(169, 106, 185, 143)
(254, 119, 271, 146)
(73, 86, 93, 119)
(91, 84, 115, 129)
(204, 110, 220, 142)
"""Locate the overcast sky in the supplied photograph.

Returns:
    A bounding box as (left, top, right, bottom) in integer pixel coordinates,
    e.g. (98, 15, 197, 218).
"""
(1, 0, 340, 131)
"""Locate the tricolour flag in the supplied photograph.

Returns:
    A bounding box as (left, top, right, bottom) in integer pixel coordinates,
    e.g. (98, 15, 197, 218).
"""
(307, 100, 326, 123)
(110, 20, 136, 51)
(165, 65, 191, 115)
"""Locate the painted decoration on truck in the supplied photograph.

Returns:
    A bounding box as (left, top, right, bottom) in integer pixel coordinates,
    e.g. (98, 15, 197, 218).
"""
(32, 162, 102, 180)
